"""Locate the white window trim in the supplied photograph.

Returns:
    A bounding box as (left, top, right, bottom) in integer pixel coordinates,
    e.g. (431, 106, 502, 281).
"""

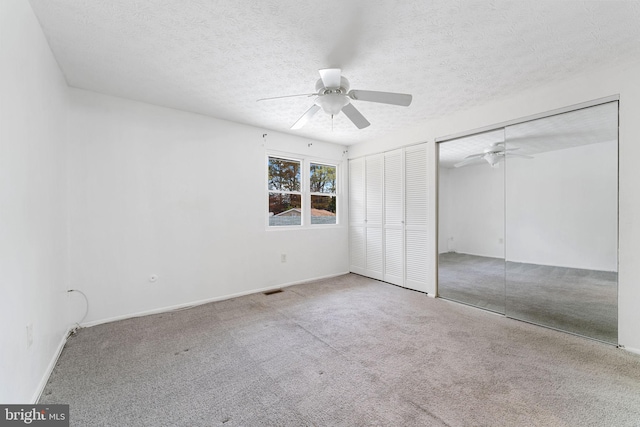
(309, 160, 339, 227)
(266, 152, 342, 230)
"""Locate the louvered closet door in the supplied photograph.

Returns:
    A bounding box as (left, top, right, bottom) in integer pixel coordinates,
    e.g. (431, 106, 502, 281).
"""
(384, 150, 404, 286)
(365, 154, 384, 279)
(349, 158, 366, 275)
(404, 144, 430, 292)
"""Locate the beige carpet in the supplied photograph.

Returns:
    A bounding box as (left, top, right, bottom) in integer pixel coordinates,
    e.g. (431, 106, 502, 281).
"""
(41, 273, 640, 426)
(438, 252, 618, 344)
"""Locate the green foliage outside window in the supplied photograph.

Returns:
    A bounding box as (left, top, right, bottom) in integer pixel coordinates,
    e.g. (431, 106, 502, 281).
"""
(268, 157, 300, 192)
(310, 164, 336, 194)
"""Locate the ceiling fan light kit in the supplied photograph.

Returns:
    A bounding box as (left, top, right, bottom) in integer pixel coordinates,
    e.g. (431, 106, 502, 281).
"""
(259, 68, 412, 130)
(315, 91, 350, 115)
(484, 152, 501, 167)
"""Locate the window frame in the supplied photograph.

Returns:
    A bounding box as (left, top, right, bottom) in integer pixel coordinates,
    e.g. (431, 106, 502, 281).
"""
(266, 152, 341, 230)
(309, 161, 338, 226)
(267, 155, 303, 228)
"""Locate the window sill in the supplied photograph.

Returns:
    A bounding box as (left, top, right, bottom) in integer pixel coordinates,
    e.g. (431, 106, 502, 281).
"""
(265, 224, 345, 232)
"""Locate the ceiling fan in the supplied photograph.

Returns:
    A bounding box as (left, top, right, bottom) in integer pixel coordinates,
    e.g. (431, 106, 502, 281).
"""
(258, 68, 412, 130)
(454, 142, 533, 168)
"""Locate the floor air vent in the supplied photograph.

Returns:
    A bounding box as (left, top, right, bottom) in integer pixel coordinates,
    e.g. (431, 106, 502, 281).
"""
(263, 289, 283, 295)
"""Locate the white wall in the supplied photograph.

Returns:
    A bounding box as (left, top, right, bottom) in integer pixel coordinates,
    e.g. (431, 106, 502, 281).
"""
(439, 164, 505, 258)
(0, 0, 71, 403)
(349, 61, 640, 353)
(439, 140, 617, 271)
(67, 89, 349, 325)
(506, 141, 618, 271)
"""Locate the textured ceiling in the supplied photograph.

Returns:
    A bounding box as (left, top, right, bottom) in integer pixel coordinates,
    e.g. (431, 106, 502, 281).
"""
(439, 101, 618, 168)
(28, 0, 640, 146)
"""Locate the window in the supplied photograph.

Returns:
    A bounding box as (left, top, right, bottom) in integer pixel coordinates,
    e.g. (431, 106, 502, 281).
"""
(310, 163, 337, 225)
(267, 155, 338, 227)
(268, 157, 302, 226)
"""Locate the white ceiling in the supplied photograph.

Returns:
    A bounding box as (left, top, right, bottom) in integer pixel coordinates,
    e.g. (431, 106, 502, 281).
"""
(28, 0, 640, 146)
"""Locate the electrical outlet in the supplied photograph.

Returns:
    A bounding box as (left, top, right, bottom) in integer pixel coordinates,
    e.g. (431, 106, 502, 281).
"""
(26, 323, 33, 349)
(281, 254, 287, 263)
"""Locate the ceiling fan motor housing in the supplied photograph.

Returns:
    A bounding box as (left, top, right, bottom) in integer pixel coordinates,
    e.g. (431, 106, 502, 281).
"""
(315, 76, 350, 92)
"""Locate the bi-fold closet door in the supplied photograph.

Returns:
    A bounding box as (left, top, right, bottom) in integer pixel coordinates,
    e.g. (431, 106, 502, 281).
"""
(383, 149, 404, 285)
(349, 144, 429, 292)
(349, 154, 383, 280)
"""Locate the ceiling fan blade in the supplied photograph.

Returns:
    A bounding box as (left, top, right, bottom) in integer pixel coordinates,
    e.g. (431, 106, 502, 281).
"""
(454, 156, 484, 168)
(342, 103, 370, 129)
(463, 153, 485, 159)
(291, 104, 320, 130)
(257, 93, 316, 102)
(505, 153, 534, 159)
(348, 90, 412, 106)
(319, 68, 342, 88)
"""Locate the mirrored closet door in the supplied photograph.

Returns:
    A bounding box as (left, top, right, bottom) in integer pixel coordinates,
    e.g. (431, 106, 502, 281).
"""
(438, 129, 506, 314)
(504, 102, 618, 344)
(438, 100, 618, 344)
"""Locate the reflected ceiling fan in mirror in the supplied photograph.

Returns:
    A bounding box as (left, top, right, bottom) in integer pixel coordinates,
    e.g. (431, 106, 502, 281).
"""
(454, 142, 533, 168)
(258, 68, 412, 129)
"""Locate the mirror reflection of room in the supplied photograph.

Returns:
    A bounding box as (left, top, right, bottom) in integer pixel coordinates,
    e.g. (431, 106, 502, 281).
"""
(438, 101, 618, 344)
(504, 102, 618, 344)
(438, 129, 507, 314)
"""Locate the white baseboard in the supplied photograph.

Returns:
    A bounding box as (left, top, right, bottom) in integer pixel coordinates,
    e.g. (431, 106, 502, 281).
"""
(621, 345, 640, 356)
(31, 327, 73, 404)
(273, 271, 350, 288)
(81, 272, 351, 328)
